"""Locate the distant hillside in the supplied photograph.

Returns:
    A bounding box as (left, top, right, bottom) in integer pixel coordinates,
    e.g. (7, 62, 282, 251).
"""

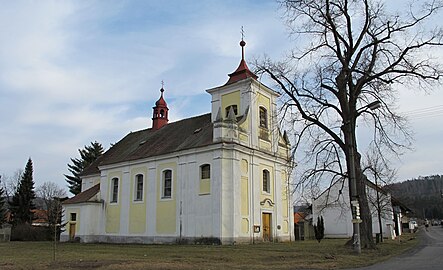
(386, 175, 443, 219)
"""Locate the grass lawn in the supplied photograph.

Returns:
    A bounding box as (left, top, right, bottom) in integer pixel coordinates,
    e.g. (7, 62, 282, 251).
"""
(0, 235, 418, 270)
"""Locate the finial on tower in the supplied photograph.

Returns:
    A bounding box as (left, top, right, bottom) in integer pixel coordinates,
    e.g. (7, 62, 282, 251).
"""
(240, 26, 246, 60)
(160, 80, 165, 93)
(225, 27, 258, 85)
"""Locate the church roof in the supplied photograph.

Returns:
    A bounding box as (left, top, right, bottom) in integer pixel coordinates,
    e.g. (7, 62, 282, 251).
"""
(81, 113, 213, 176)
(155, 87, 167, 107)
(226, 59, 258, 85)
(63, 183, 100, 204)
(226, 40, 258, 85)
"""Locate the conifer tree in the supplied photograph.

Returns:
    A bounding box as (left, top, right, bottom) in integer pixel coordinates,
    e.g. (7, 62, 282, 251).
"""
(10, 158, 36, 225)
(314, 216, 325, 243)
(65, 141, 104, 195)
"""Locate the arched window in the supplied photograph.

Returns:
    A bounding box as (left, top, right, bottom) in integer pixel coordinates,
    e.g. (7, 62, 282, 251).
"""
(259, 107, 268, 128)
(262, 170, 270, 193)
(225, 105, 238, 118)
(111, 177, 119, 203)
(201, 164, 210, 179)
(135, 174, 144, 201)
(163, 170, 172, 198)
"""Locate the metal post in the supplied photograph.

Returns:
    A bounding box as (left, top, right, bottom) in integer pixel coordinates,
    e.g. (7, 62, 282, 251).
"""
(375, 170, 383, 243)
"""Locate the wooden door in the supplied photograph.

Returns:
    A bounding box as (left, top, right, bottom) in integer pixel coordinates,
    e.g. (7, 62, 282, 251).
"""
(262, 213, 272, 241)
(69, 223, 76, 240)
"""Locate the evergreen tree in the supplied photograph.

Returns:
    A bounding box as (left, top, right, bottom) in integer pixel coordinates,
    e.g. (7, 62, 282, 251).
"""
(314, 216, 325, 243)
(65, 141, 104, 195)
(0, 176, 7, 225)
(10, 158, 36, 225)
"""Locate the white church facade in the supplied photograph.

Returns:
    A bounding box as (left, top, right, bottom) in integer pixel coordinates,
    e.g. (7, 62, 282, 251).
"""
(61, 40, 293, 244)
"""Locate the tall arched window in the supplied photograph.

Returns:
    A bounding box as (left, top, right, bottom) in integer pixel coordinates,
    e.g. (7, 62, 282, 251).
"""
(259, 107, 268, 128)
(135, 174, 144, 201)
(163, 170, 172, 198)
(262, 170, 270, 193)
(201, 164, 210, 179)
(111, 177, 119, 203)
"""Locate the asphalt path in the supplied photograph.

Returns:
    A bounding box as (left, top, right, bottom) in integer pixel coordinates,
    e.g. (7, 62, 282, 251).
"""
(348, 225, 443, 270)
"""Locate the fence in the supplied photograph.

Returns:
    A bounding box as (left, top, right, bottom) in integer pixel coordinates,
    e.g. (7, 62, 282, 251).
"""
(0, 224, 12, 242)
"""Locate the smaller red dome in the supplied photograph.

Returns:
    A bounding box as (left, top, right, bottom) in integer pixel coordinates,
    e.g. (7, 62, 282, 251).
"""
(155, 88, 167, 107)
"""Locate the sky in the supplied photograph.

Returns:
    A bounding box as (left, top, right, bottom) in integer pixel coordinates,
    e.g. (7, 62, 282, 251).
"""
(1, 0, 442, 194)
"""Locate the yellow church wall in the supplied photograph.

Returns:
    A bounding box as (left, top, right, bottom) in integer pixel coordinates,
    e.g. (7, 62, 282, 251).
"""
(221, 90, 240, 119)
(129, 166, 148, 234)
(199, 179, 210, 195)
(259, 139, 272, 151)
(239, 132, 249, 143)
(106, 171, 122, 234)
(278, 146, 287, 157)
(156, 162, 177, 234)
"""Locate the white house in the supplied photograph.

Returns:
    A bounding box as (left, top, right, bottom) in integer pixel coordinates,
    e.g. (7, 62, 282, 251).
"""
(61, 39, 293, 244)
(312, 179, 404, 239)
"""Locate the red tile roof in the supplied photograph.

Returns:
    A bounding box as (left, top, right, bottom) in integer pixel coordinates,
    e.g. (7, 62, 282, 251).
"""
(63, 184, 100, 205)
(226, 59, 258, 85)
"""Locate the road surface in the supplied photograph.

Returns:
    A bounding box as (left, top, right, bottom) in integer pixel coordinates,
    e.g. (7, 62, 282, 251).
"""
(350, 225, 443, 270)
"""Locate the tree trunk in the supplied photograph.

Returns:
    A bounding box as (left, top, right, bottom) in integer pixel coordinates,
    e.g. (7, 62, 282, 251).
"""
(355, 153, 376, 249)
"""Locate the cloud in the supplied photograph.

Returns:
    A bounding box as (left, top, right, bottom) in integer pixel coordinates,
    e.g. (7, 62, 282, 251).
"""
(2, 0, 440, 193)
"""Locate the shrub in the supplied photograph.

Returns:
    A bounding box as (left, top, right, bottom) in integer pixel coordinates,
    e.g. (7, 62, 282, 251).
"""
(11, 223, 51, 241)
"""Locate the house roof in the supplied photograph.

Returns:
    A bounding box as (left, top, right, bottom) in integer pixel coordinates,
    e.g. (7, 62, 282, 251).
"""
(31, 209, 48, 225)
(294, 212, 306, 224)
(81, 113, 214, 176)
(63, 183, 100, 205)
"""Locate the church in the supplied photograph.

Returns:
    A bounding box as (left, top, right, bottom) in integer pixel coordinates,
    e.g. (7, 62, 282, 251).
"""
(61, 39, 293, 244)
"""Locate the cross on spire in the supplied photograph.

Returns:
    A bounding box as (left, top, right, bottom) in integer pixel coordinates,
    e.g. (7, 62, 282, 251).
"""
(240, 26, 246, 60)
(241, 26, 245, 41)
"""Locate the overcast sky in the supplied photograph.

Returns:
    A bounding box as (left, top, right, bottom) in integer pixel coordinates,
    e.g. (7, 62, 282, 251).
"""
(1, 0, 442, 194)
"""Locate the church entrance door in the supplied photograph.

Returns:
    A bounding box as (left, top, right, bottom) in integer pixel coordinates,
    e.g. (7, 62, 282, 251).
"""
(69, 223, 76, 240)
(262, 213, 272, 241)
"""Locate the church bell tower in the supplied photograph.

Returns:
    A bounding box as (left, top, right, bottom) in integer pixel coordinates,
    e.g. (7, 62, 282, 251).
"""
(152, 87, 169, 130)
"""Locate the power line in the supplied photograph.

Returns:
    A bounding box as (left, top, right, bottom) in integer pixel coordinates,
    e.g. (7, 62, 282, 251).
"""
(401, 105, 443, 120)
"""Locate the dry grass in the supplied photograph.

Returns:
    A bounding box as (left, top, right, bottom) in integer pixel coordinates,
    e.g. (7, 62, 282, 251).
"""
(0, 235, 418, 270)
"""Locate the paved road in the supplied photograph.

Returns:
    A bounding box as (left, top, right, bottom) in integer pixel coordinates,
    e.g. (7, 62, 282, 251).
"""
(349, 225, 443, 270)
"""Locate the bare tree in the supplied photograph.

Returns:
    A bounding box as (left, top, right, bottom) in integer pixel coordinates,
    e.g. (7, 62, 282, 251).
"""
(363, 147, 397, 243)
(36, 182, 66, 240)
(257, 0, 443, 250)
(1, 170, 23, 198)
